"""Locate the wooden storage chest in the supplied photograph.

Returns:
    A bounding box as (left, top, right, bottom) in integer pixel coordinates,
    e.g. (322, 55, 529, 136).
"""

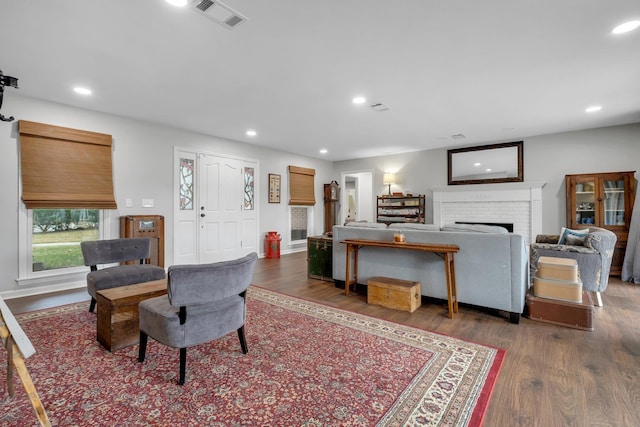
(307, 236, 333, 281)
(525, 290, 594, 331)
(367, 276, 421, 313)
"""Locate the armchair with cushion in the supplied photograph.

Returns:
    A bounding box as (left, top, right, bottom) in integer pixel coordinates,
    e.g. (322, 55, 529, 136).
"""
(81, 238, 166, 313)
(137, 252, 258, 385)
(530, 227, 617, 306)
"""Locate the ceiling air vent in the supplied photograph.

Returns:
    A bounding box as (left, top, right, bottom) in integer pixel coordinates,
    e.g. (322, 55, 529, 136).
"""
(192, 0, 248, 29)
(451, 134, 466, 140)
(370, 102, 390, 112)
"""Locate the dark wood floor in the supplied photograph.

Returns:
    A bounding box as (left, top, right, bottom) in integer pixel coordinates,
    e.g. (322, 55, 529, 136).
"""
(6, 252, 640, 427)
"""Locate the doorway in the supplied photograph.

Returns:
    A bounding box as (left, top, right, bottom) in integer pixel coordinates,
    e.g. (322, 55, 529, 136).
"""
(174, 149, 258, 265)
(340, 170, 374, 224)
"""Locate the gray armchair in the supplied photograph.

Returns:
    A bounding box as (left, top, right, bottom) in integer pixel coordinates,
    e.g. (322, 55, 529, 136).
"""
(530, 227, 617, 306)
(81, 238, 166, 312)
(137, 252, 258, 385)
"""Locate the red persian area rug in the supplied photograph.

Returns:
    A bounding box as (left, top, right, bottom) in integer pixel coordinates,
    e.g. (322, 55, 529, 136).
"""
(1, 287, 504, 426)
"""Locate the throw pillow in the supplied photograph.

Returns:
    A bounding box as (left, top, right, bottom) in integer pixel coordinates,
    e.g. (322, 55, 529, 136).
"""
(558, 227, 589, 245)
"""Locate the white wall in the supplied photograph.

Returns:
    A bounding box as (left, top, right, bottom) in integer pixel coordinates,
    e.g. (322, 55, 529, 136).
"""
(333, 124, 640, 233)
(2, 93, 638, 296)
(0, 94, 334, 295)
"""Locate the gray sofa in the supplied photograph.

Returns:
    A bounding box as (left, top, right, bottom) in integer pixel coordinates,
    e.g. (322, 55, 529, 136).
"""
(332, 223, 529, 323)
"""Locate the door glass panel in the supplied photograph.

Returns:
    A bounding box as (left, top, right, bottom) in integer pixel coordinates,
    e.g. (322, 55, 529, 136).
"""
(575, 180, 595, 225)
(604, 179, 625, 226)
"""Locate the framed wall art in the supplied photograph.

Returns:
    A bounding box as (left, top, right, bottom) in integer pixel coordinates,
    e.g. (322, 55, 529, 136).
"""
(268, 173, 281, 203)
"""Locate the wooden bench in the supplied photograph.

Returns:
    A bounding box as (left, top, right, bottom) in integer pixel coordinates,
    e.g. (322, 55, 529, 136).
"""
(96, 279, 167, 351)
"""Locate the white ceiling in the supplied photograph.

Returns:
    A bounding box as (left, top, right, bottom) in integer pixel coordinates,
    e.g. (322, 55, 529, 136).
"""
(1, 0, 639, 161)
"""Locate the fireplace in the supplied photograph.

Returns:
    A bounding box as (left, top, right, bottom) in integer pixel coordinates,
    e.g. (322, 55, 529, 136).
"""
(456, 221, 514, 232)
(433, 182, 545, 244)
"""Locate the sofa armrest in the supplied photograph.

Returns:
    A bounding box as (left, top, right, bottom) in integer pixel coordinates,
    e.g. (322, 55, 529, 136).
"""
(584, 229, 617, 254)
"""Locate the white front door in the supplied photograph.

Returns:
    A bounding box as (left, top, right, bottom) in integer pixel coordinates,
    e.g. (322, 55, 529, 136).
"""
(199, 154, 243, 263)
(174, 150, 258, 265)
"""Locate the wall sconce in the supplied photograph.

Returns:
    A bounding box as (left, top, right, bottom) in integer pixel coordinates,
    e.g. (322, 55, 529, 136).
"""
(383, 172, 395, 196)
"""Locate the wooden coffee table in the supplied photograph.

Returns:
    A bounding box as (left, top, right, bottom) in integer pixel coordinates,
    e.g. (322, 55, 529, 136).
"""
(96, 279, 167, 352)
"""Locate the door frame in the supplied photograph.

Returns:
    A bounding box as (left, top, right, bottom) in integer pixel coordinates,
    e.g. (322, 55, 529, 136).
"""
(173, 146, 260, 265)
(340, 169, 374, 224)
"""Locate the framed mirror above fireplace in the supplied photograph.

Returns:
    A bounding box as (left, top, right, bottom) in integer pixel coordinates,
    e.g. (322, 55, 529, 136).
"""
(448, 141, 523, 185)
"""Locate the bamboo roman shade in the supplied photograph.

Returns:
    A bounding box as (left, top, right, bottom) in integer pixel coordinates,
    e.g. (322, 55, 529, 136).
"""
(19, 120, 117, 209)
(288, 165, 316, 205)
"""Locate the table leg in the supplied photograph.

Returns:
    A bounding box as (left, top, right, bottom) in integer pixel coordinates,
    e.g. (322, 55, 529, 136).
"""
(344, 244, 361, 296)
(444, 253, 458, 319)
(449, 254, 458, 314)
(353, 246, 359, 291)
(344, 244, 352, 296)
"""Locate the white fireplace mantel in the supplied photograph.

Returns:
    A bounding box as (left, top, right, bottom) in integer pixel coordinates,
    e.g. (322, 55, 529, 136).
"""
(432, 182, 546, 244)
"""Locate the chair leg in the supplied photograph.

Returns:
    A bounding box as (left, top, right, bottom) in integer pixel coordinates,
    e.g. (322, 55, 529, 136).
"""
(594, 291, 603, 307)
(138, 332, 148, 362)
(237, 326, 248, 354)
(89, 297, 96, 313)
(179, 348, 187, 385)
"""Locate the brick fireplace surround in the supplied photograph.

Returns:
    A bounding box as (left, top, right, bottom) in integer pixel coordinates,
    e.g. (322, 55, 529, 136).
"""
(432, 182, 546, 244)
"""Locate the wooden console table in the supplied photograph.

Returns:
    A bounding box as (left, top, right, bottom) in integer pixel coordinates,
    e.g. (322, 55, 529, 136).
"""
(341, 239, 460, 319)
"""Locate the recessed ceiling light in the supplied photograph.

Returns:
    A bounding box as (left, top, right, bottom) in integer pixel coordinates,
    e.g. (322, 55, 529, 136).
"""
(474, 162, 481, 167)
(246, 129, 257, 137)
(165, 0, 188, 6)
(612, 20, 640, 34)
(319, 149, 328, 154)
(486, 168, 492, 172)
(73, 87, 92, 95)
(352, 96, 366, 105)
(585, 105, 602, 113)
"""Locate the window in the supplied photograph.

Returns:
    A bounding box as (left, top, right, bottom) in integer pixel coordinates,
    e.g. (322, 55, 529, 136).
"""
(18, 206, 110, 285)
(289, 206, 313, 244)
(17, 121, 116, 285)
(31, 209, 100, 272)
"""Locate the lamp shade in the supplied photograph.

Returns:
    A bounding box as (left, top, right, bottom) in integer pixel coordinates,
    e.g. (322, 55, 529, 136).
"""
(383, 173, 395, 185)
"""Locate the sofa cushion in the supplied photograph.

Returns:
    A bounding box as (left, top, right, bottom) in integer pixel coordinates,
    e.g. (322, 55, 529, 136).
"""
(440, 223, 509, 234)
(345, 221, 388, 229)
(388, 223, 440, 231)
(558, 227, 588, 245)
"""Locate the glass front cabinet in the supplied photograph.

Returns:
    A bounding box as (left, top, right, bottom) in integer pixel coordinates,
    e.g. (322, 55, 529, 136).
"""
(566, 171, 636, 275)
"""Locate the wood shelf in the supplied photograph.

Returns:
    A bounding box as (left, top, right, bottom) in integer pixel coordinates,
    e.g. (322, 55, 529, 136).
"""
(377, 195, 425, 224)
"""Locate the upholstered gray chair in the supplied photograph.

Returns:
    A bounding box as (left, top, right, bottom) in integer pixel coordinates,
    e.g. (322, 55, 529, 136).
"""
(81, 238, 166, 312)
(138, 252, 258, 385)
(530, 227, 617, 306)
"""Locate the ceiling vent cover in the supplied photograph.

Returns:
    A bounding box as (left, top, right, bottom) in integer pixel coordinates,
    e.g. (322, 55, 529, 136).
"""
(192, 0, 248, 29)
(370, 103, 390, 112)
